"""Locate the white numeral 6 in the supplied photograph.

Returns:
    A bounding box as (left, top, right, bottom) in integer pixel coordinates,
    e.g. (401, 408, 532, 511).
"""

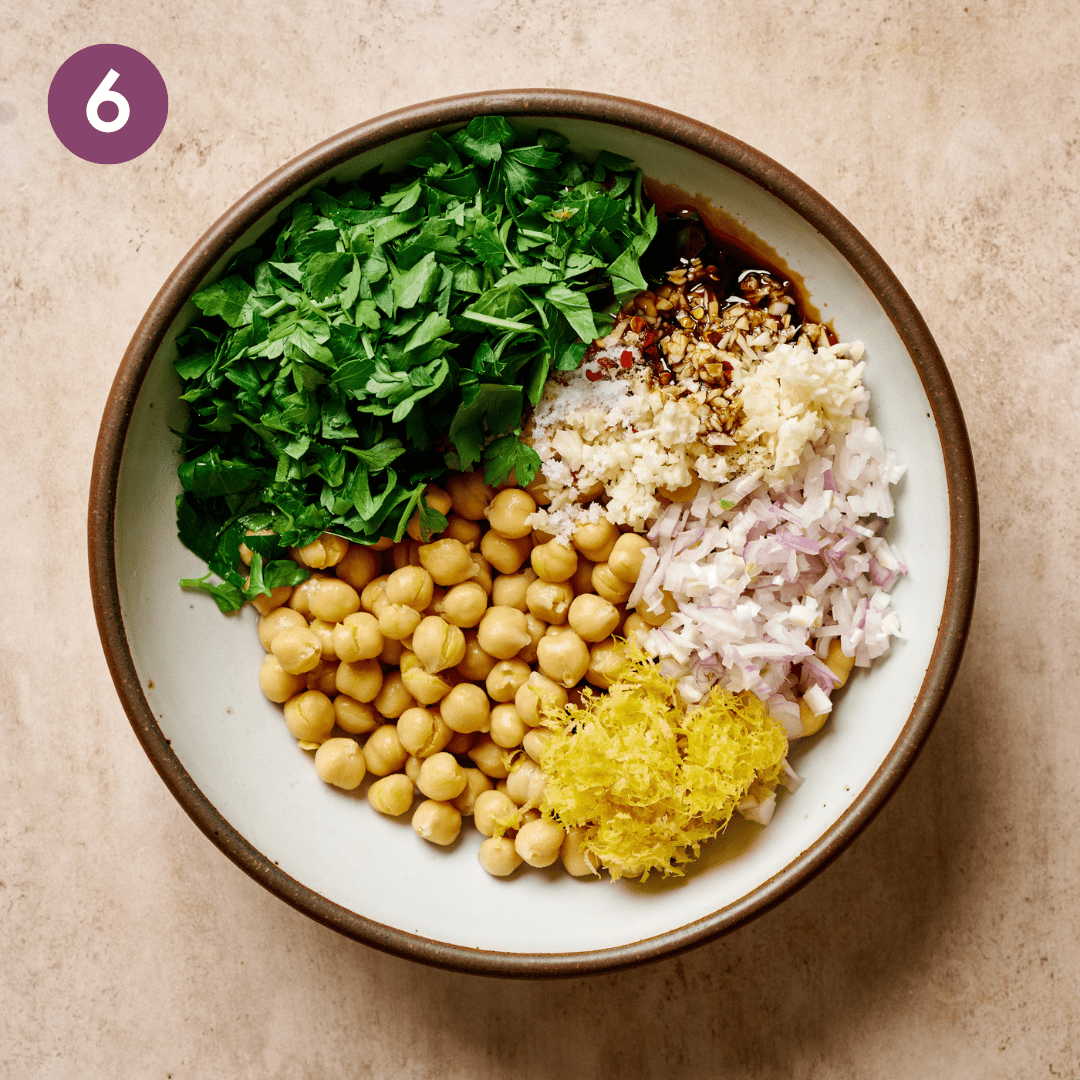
(86, 69, 130, 133)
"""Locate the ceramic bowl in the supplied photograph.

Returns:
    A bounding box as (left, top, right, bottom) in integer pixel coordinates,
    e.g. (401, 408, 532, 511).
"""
(89, 89, 977, 976)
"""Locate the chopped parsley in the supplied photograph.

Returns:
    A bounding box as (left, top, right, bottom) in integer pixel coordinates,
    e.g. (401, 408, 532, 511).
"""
(173, 116, 657, 610)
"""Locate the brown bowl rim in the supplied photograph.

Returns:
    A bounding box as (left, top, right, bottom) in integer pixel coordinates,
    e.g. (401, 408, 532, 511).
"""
(88, 88, 978, 978)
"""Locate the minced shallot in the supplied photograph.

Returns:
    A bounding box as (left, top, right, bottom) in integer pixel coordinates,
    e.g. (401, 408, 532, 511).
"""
(625, 409, 905, 738)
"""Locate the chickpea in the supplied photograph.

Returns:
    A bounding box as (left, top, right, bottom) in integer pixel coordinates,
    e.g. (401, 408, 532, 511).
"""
(363, 724, 408, 776)
(608, 534, 651, 584)
(334, 544, 381, 591)
(378, 602, 422, 641)
(417, 538, 475, 587)
(826, 639, 856, 688)
(238, 528, 276, 567)
(384, 565, 434, 612)
(799, 696, 830, 738)
(270, 625, 323, 675)
(390, 539, 423, 571)
(480, 530, 532, 575)
(372, 671, 415, 719)
(411, 615, 467, 674)
(536, 627, 590, 688)
(258, 654, 305, 703)
(485, 488, 537, 539)
(416, 752, 468, 801)
(397, 706, 453, 758)
(305, 659, 339, 696)
(283, 690, 335, 744)
(335, 658, 383, 703)
(505, 757, 546, 807)
(591, 562, 633, 604)
(585, 638, 622, 689)
(250, 584, 292, 617)
(467, 734, 510, 778)
(440, 682, 491, 734)
(446, 470, 495, 521)
(517, 613, 546, 665)
(379, 636, 404, 665)
(478, 836, 523, 877)
(524, 469, 552, 506)
(405, 754, 423, 783)
(287, 571, 329, 620)
(491, 568, 537, 612)
(525, 579, 574, 624)
(657, 474, 700, 503)
(360, 574, 390, 615)
(457, 632, 497, 682)
(561, 827, 599, 877)
(423, 584, 447, 616)
(477, 606, 531, 660)
(522, 728, 553, 763)
(258, 606, 307, 651)
(568, 593, 620, 642)
(292, 532, 349, 569)
(515, 818, 564, 868)
(469, 553, 494, 595)
(412, 800, 462, 846)
(406, 485, 453, 542)
(446, 730, 477, 756)
(435, 582, 488, 628)
(486, 659, 531, 704)
(515, 671, 569, 726)
(636, 590, 679, 627)
(531, 540, 578, 584)
(489, 702, 528, 749)
(473, 789, 520, 837)
(308, 619, 337, 661)
(570, 557, 595, 597)
(621, 611, 650, 643)
(575, 477, 606, 503)
(333, 694, 379, 735)
(368, 774, 415, 816)
(314, 738, 366, 790)
(451, 768, 493, 816)
(399, 650, 456, 705)
(444, 514, 482, 548)
(307, 579, 359, 623)
(572, 518, 619, 562)
(531, 527, 556, 545)
(331, 612, 383, 663)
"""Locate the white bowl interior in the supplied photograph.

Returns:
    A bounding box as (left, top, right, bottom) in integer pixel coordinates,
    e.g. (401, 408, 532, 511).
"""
(113, 118, 949, 954)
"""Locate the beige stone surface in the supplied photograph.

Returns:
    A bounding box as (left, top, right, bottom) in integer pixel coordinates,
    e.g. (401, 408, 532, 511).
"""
(1, 0, 1076, 1075)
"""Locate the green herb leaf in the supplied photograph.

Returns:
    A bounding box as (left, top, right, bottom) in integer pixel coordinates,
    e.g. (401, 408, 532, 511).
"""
(172, 117, 656, 594)
(191, 276, 254, 329)
(483, 432, 542, 487)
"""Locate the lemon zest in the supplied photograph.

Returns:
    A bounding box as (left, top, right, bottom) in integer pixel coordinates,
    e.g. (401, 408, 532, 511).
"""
(537, 642, 788, 881)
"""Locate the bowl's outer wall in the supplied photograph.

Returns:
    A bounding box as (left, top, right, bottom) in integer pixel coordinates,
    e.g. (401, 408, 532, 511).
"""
(89, 89, 977, 977)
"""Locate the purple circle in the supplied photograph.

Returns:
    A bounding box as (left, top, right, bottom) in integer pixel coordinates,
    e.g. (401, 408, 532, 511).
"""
(48, 45, 168, 165)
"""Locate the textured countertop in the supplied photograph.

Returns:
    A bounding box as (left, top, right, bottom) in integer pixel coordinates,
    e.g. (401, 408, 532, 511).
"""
(2, 2, 1076, 1076)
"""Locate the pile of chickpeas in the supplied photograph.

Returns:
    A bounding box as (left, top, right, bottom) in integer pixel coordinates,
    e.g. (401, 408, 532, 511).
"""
(245, 470, 667, 879)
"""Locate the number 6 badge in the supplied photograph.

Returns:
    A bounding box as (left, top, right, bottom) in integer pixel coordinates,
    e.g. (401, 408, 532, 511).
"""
(49, 45, 168, 164)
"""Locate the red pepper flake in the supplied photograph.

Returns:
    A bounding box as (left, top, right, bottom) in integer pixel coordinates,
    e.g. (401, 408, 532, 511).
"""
(585, 369, 602, 382)
(597, 356, 615, 369)
(619, 350, 633, 368)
